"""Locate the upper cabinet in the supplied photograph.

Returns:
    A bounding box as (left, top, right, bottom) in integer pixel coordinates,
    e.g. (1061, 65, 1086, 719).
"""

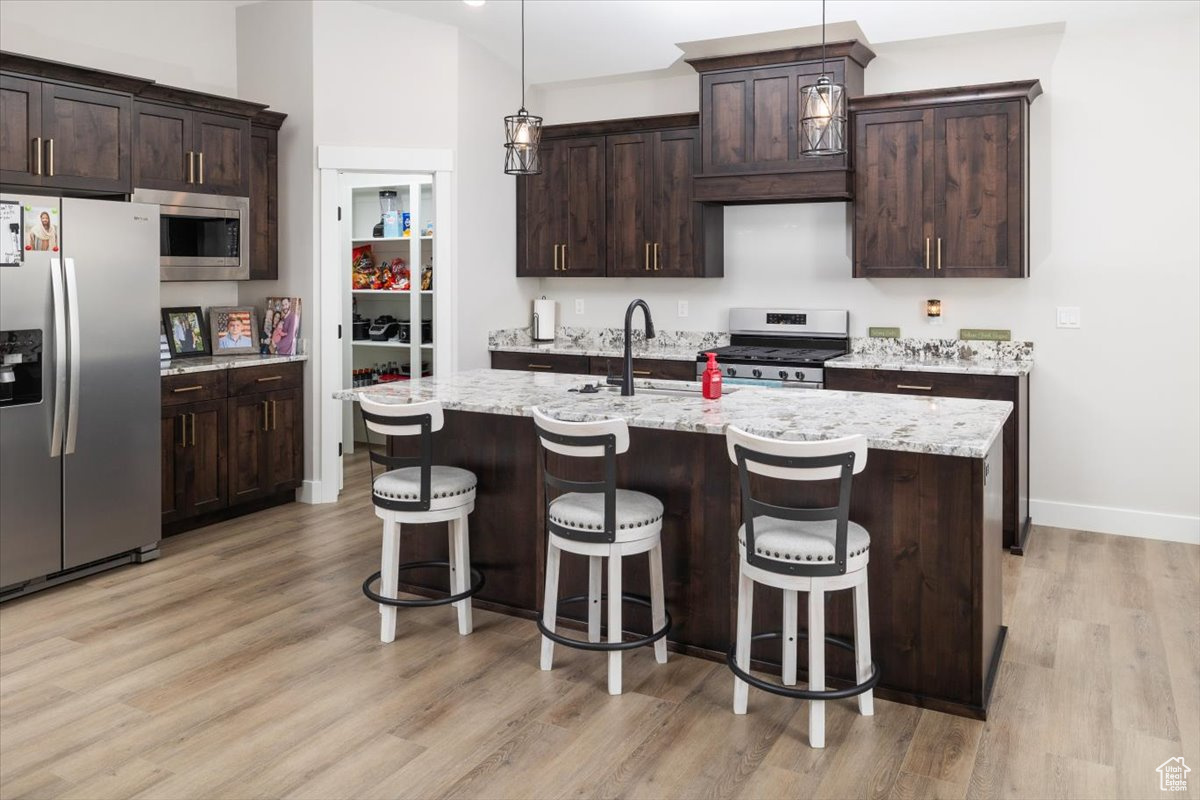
(249, 111, 285, 281)
(0, 75, 134, 194)
(517, 115, 722, 278)
(132, 101, 252, 196)
(852, 82, 1041, 279)
(686, 42, 875, 203)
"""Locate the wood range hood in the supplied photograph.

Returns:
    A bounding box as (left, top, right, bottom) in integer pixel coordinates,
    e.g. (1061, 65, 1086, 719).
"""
(686, 40, 875, 204)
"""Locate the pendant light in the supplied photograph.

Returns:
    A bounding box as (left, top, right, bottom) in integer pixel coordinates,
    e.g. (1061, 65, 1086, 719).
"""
(504, 0, 542, 175)
(799, 0, 846, 156)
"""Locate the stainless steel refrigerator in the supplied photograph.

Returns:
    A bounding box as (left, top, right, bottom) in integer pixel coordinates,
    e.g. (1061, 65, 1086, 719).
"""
(1, 194, 160, 597)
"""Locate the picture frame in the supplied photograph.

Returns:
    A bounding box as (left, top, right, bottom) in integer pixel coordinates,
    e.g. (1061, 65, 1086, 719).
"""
(161, 307, 210, 358)
(209, 306, 259, 355)
(263, 297, 302, 356)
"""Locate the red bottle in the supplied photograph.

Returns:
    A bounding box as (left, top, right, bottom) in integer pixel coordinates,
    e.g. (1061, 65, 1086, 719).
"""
(702, 352, 722, 399)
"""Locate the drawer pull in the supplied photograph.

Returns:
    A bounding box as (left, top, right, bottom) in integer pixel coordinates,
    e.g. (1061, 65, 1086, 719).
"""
(897, 384, 933, 391)
(172, 385, 204, 393)
(179, 415, 187, 447)
(526, 364, 553, 371)
(189, 412, 196, 447)
(256, 375, 284, 383)
(632, 370, 652, 377)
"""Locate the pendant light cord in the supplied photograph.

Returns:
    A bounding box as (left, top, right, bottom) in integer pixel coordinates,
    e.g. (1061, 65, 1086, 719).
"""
(520, 0, 526, 111)
(820, 0, 827, 78)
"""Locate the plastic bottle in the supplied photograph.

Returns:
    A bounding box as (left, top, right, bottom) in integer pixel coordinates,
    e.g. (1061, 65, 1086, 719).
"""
(702, 352, 722, 400)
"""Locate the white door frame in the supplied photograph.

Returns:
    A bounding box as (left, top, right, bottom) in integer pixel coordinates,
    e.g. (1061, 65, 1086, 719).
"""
(314, 146, 455, 503)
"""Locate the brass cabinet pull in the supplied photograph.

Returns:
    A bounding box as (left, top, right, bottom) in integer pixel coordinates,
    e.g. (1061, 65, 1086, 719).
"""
(552, 244, 559, 271)
(562, 244, 567, 271)
(897, 384, 933, 391)
(271, 400, 277, 431)
(189, 412, 197, 446)
(262, 400, 269, 431)
(936, 237, 942, 270)
(32, 138, 42, 176)
(256, 375, 283, 383)
(526, 363, 553, 370)
(46, 139, 54, 177)
(925, 237, 930, 270)
(632, 370, 652, 377)
(198, 151, 204, 185)
(186, 151, 195, 184)
(654, 242, 661, 271)
(172, 385, 203, 393)
(644, 242, 650, 271)
(179, 415, 187, 447)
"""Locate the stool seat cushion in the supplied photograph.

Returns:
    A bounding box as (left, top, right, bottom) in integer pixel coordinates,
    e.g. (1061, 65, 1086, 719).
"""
(549, 489, 663, 541)
(738, 517, 870, 565)
(373, 466, 477, 511)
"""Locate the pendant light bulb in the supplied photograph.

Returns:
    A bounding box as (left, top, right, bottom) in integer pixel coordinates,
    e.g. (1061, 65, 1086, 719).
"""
(504, 0, 543, 175)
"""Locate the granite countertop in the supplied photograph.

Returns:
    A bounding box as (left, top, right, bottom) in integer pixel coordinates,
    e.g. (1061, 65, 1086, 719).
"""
(826, 353, 1033, 377)
(488, 326, 723, 362)
(161, 354, 308, 376)
(336, 368, 1011, 459)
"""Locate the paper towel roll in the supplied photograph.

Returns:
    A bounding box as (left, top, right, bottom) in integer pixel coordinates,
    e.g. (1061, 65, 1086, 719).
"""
(532, 297, 556, 341)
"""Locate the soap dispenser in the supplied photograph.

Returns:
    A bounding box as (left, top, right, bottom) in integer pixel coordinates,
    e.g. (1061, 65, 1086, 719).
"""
(702, 352, 722, 399)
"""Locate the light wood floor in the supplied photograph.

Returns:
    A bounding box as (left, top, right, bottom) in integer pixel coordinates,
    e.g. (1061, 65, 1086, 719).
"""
(1, 454, 1197, 800)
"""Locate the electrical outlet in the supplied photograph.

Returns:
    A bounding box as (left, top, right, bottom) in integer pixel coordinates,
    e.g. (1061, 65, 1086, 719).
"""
(1056, 306, 1081, 329)
(574, 299, 585, 315)
(677, 300, 689, 318)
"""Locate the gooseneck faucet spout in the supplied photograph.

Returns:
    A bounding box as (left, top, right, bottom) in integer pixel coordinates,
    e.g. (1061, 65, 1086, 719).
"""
(621, 299, 655, 397)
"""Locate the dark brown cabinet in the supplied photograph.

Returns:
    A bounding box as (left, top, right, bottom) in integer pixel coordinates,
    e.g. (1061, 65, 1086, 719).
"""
(228, 386, 302, 504)
(490, 350, 696, 382)
(249, 111, 284, 280)
(851, 82, 1040, 279)
(0, 76, 131, 193)
(517, 116, 722, 279)
(489, 351, 589, 374)
(825, 367, 1031, 553)
(686, 42, 874, 203)
(133, 101, 250, 196)
(161, 399, 228, 524)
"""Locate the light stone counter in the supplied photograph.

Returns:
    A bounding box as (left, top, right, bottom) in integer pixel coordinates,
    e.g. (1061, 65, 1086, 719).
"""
(336, 368, 1011, 459)
(161, 354, 308, 376)
(487, 326, 723, 362)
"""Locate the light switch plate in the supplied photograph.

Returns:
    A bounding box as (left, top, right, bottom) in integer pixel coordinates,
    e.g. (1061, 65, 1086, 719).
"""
(574, 299, 585, 315)
(1056, 307, 1081, 329)
(677, 300, 689, 318)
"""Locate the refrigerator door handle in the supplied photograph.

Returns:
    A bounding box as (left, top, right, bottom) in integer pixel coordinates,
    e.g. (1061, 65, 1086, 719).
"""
(64, 257, 82, 456)
(49, 258, 67, 457)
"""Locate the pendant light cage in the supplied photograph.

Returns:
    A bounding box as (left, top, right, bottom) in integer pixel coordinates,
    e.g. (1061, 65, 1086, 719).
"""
(798, 0, 847, 156)
(505, 0, 543, 175)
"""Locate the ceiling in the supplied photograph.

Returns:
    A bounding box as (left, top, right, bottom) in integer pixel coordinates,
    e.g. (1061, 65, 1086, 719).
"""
(364, 0, 1197, 85)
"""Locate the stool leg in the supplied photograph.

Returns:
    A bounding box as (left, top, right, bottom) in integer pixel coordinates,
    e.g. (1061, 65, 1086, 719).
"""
(453, 515, 474, 636)
(588, 556, 602, 643)
(649, 542, 668, 665)
(733, 564, 753, 714)
(853, 575, 874, 716)
(607, 553, 623, 695)
(379, 519, 401, 644)
(808, 586, 826, 748)
(782, 589, 798, 686)
(540, 542, 561, 671)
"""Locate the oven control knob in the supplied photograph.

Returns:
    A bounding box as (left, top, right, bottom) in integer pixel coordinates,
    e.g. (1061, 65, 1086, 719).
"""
(795, 371, 806, 381)
(778, 370, 788, 380)
(752, 369, 762, 379)
(727, 367, 737, 377)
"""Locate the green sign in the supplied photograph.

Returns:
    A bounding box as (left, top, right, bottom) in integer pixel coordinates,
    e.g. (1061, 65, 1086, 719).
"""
(868, 327, 901, 338)
(959, 328, 1011, 341)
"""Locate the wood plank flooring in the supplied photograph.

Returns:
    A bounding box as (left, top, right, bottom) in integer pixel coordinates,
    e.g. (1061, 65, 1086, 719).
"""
(2, 454, 1197, 799)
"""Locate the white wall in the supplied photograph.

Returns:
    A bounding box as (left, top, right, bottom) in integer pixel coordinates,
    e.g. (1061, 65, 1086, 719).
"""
(530, 17, 1200, 540)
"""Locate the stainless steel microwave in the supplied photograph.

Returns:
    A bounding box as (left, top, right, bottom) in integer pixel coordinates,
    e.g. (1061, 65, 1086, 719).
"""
(131, 189, 249, 280)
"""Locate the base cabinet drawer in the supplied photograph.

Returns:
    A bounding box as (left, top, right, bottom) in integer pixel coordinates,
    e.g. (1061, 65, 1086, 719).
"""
(490, 351, 589, 374)
(588, 356, 697, 381)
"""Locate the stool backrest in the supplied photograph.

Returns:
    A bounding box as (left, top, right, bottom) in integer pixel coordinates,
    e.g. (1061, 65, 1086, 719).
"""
(531, 407, 627, 543)
(725, 426, 867, 577)
(359, 397, 443, 512)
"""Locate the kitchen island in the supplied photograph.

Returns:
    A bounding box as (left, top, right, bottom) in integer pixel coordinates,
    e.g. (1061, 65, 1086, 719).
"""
(337, 369, 1011, 718)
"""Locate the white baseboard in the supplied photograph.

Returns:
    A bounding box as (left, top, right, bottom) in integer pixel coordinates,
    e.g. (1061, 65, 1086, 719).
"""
(1031, 499, 1200, 545)
(296, 480, 337, 505)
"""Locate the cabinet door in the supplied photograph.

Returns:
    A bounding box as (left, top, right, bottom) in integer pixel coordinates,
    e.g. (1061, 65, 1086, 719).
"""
(248, 125, 278, 279)
(192, 111, 251, 196)
(161, 408, 185, 524)
(559, 136, 606, 276)
(228, 394, 270, 504)
(516, 138, 562, 277)
(0, 75, 43, 186)
(650, 129, 707, 277)
(264, 388, 303, 493)
(606, 133, 654, 277)
(853, 109, 934, 278)
(181, 399, 227, 517)
(41, 83, 131, 193)
(933, 101, 1024, 278)
(133, 101, 194, 192)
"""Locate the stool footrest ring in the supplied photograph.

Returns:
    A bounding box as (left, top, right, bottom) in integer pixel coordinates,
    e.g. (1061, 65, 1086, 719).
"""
(537, 593, 671, 652)
(363, 560, 485, 608)
(727, 631, 880, 700)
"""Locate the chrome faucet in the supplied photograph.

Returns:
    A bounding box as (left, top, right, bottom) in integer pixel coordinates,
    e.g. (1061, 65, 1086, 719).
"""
(619, 299, 655, 396)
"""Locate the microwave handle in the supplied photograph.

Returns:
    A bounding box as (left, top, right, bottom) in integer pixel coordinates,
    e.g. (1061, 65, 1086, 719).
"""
(159, 204, 240, 220)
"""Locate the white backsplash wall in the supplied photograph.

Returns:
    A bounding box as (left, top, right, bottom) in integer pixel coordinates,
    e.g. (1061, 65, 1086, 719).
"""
(160, 281, 240, 312)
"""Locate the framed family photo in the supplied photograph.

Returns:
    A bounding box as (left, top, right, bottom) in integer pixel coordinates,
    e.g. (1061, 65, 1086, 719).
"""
(161, 307, 210, 358)
(210, 306, 259, 354)
(263, 297, 302, 356)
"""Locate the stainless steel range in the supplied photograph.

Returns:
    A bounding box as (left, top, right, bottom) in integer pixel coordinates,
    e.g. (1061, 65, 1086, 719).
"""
(695, 308, 849, 389)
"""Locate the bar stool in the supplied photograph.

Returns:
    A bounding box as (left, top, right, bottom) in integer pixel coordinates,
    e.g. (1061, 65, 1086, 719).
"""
(531, 407, 671, 695)
(359, 397, 483, 643)
(725, 427, 879, 749)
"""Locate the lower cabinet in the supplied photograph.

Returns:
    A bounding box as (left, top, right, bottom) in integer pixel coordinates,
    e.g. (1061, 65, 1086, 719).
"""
(161, 362, 303, 532)
(489, 350, 697, 381)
